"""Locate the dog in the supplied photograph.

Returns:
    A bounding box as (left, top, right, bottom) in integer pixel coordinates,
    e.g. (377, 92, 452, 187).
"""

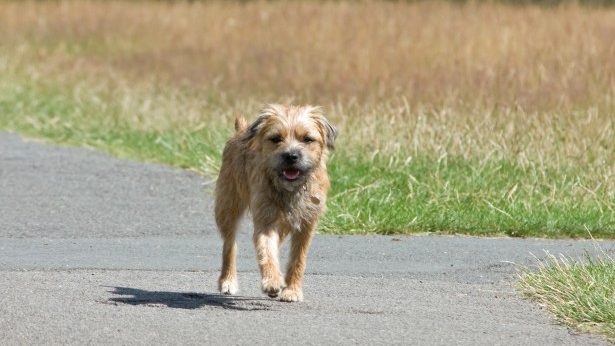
(214, 104, 337, 302)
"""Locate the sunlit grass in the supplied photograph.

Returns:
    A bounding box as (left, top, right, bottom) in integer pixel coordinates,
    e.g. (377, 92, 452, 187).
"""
(325, 154, 615, 236)
(1, 73, 613, 237)
(2, 1, 615, 109)
(518, 251, 615, 342)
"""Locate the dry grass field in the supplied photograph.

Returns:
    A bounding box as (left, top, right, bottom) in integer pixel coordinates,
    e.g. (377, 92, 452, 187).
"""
(3, 1, 615, 108)
(0, 1, 614, 236)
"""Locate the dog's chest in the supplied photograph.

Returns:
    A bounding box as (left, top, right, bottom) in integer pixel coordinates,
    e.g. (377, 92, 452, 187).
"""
(279, 191, 320, 232)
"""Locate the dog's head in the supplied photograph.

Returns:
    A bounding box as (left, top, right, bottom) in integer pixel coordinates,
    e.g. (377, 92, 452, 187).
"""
(243, 104, 337, 191)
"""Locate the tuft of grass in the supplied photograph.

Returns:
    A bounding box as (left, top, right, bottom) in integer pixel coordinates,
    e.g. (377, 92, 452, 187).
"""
(517, 251, 615, 342)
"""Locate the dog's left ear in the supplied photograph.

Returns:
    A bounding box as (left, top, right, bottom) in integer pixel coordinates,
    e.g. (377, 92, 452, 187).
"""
(318, 115, 338, 151)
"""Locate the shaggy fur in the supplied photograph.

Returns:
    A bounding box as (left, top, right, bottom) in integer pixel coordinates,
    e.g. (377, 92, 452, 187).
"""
(214, 104, 337, 302)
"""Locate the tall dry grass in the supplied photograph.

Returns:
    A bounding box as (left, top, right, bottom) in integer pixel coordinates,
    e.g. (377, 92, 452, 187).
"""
(4, 1, 614, 165)
(2, 1, 615, 109)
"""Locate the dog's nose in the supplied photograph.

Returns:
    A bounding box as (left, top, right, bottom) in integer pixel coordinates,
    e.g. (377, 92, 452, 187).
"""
(282, 151, 301, 163)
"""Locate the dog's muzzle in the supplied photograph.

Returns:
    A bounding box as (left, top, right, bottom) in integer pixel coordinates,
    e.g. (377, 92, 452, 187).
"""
(279, 150, 308, 182)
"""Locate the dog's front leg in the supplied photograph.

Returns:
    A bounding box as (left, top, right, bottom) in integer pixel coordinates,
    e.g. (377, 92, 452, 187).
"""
(253, 227, 285, 298)
(280, 223, 315, 302)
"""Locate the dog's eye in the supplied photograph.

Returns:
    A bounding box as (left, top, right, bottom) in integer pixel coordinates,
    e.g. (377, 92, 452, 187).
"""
(269, 135, 283, 144)
(303, 136, 315, 144)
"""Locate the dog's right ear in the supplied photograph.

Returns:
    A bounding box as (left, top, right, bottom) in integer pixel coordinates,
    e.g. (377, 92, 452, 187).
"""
(234, 116, 248, 133)
(241, 114, 269, 142)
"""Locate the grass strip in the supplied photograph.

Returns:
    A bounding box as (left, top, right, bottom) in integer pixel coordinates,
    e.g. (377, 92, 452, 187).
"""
(1, 77, 614, 237)
(517, 251, 615, 342)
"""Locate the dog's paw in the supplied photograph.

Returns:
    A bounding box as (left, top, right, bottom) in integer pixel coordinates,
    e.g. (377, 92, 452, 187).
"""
(279, 287, 303, 302)
(219, 277, 238, 295)
(261, 276, 284, 298)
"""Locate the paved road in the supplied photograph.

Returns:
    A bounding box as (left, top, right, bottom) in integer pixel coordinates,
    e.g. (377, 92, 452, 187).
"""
(1, 132, 613, 345)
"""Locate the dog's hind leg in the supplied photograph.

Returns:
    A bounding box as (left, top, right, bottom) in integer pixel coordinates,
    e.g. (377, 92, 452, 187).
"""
(214, 183, 246, 295)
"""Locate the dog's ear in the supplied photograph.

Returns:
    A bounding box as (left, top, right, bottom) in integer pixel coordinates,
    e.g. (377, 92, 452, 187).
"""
(242, 114, 269, 142)
(234, 116, 248, 133)
(319, 115, 338, 151)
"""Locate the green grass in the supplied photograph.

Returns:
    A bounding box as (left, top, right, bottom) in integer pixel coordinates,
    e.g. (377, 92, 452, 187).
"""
(518, 251, 615, 342)
(1, 76, 614, 238)
(326, 155, 615, 237)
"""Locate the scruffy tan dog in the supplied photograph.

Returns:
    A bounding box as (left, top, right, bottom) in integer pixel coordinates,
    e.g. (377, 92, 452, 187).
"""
(214, 104, 337, 302)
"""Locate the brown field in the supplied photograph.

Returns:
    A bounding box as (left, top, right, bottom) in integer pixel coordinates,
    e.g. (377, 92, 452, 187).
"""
(2, 1, 615, 109)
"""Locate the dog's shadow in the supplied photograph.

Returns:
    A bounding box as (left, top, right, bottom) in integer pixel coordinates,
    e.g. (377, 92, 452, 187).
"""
(105, 286, 273, 311)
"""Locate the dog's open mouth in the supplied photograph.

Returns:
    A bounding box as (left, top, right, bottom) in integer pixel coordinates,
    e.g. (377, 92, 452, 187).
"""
(282, 168, 301, 181)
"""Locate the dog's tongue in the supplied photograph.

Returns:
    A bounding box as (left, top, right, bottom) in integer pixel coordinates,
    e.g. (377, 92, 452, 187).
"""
(283, 169, 300, 180)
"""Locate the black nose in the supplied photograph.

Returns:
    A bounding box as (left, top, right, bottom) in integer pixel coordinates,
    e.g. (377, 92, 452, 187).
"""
(282, 151, 301, 163)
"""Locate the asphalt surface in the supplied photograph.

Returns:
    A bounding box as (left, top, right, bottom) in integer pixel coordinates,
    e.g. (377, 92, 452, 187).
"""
(1, 132, 613, 345)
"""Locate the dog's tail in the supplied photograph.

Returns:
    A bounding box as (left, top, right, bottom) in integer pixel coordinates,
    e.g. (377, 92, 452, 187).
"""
(234, 116, 248, 133)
